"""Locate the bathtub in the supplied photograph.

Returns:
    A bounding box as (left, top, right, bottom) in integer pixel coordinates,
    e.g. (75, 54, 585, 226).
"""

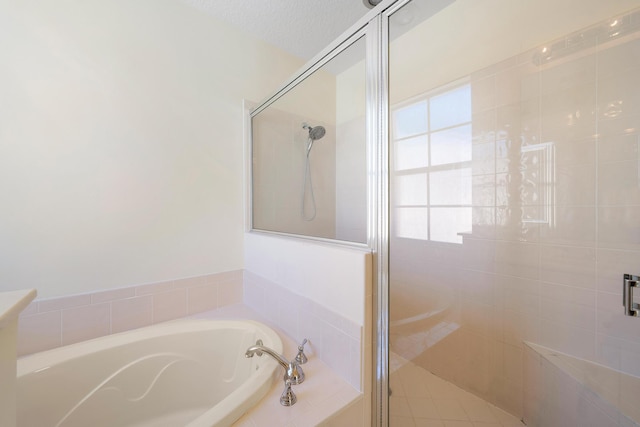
(17, 319, 282, 427)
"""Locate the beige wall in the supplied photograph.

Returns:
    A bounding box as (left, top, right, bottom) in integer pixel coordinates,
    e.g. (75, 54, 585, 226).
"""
(0, 0, 304, 298)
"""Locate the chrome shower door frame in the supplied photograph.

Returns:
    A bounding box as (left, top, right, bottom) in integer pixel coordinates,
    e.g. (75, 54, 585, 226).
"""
(246, 0, 432, 425)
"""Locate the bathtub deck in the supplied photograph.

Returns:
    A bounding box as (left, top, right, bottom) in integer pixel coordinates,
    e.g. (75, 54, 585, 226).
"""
(191, 305, 363, 427)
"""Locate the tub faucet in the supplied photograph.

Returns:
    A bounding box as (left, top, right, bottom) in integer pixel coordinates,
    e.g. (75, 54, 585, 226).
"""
(245, 340, 305, 385)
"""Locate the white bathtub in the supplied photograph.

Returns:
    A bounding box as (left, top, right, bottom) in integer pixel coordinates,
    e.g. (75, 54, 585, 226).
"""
(17, 319, 282, 427)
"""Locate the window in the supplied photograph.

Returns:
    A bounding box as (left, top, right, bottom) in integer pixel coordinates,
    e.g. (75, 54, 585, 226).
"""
(391, 82, 472, 244)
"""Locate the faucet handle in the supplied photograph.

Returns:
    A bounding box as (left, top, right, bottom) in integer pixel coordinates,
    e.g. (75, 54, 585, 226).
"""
(295, 338, 308, 364)
(280, 379, 297, 406)
(249, 339, 264, 357)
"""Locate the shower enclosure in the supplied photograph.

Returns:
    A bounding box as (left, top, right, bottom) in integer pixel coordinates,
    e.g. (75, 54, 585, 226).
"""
(250, 0, 640, 425)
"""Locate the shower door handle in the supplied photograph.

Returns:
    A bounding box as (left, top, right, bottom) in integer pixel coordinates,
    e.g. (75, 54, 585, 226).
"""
(623, 274, 639, 317)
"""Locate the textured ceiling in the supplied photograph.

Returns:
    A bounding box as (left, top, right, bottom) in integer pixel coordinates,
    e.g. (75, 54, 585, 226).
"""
(182, 0, 373, 61)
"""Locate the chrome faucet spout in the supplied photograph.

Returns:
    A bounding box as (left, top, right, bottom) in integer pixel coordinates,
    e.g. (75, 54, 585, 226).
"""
(245, 342, 305, 385)
(245, 345, 289, 369)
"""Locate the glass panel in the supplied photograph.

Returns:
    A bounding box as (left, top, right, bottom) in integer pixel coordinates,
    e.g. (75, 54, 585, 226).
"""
(393, 101, 428, 138)
(251, 37, 367, 243)
(429, 84, 472, 130)
(429, 168, 471, 205)
(430, 124, 472, 166)
(394, 135, 429, 170)
(395, 173, 427, 205)
(388, 1, 640, 426)
(395, 207, 428, 240)
(430, 207, 471, 243)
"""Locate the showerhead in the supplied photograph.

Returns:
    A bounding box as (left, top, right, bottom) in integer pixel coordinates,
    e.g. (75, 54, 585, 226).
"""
(362, 0, 383, 9)
(309, 126, 326, 141)
(302, 123, 326, 141)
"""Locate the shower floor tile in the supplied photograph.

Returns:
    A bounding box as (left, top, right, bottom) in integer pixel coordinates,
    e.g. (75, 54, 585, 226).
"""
(390, 354, 523, 427)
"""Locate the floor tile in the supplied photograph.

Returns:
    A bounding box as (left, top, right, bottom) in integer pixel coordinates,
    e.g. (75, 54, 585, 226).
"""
(389, 354, 523, 427)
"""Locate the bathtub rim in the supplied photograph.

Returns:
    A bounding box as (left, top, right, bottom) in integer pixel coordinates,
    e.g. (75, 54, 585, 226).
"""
(18, 318, 281, 371)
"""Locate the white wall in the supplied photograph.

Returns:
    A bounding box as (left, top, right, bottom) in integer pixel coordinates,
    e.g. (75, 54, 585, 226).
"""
(0, 0, 304, 298)
(244, 232, 370, 325)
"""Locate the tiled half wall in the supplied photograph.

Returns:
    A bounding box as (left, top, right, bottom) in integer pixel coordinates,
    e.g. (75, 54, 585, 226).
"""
(16, 269, 364, 391)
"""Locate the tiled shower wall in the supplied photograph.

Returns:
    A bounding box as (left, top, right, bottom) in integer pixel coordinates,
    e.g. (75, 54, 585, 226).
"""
(391, 9, 640, 418)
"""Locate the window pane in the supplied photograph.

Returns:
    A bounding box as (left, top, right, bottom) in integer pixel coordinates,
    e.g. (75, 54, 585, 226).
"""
(430, 207, 471, 243)
(395, 207, 428, 240)
(395, 173, 427, 205)
(430, 168, 472, 205)
(395, 135, 428, 170)
(430, 84, 471, 130)
(431, 124, 472, 166)
(393, 101, 428, 139)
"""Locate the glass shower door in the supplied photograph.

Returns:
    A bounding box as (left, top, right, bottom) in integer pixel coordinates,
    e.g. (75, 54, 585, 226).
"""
(386, 0, 640, 425)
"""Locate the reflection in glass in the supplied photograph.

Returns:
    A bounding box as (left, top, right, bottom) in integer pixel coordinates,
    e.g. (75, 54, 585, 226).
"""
(393, 101, 428, 138)
(395, 207, 429, 239)
(388, 1, 640, 426)
(394, 135, 429, 170)
(430, 207, 471, 243)
(429, 168, 471, 205)
(431, 125, 472, 165)
(395, 173, 427, 205)
(430, 84, 471, 130)
(391, 80, 473, 244)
